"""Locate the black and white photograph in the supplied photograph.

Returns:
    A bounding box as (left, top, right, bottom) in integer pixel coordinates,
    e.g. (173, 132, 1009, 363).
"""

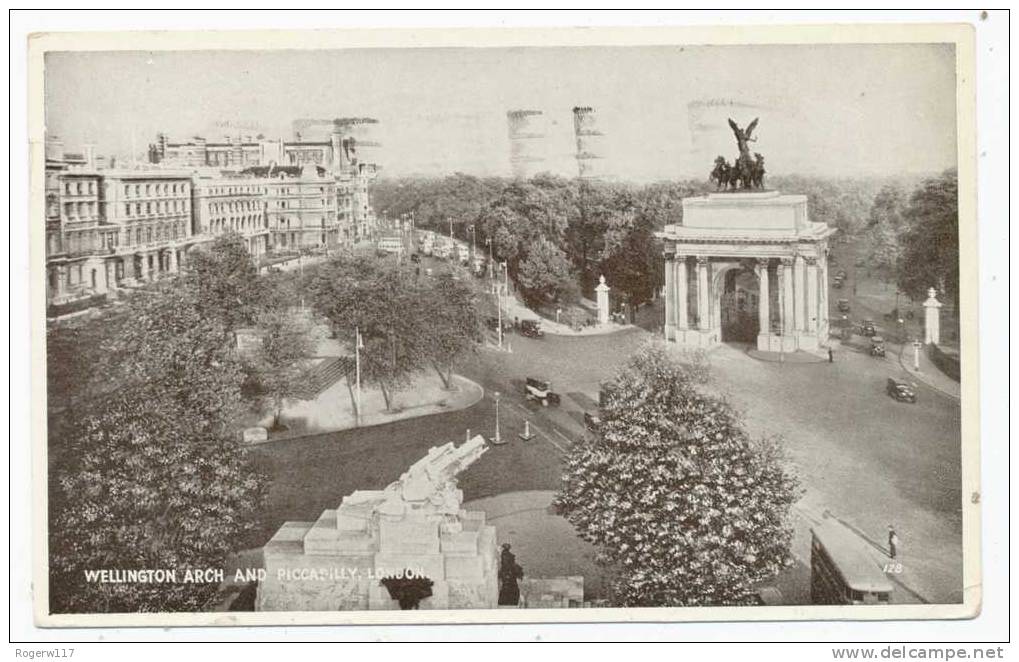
(18, 15, 998, 638)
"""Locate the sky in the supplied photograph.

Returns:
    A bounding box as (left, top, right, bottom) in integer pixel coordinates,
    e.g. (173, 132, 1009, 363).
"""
(44, 43, 958, 181)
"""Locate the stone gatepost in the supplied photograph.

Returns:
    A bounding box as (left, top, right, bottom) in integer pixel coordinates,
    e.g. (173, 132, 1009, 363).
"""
(596, 275, 610, 325)
(924, 287, 942, 345)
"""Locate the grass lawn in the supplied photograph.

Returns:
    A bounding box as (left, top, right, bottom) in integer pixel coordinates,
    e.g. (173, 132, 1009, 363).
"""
(242, 398, 565, 550)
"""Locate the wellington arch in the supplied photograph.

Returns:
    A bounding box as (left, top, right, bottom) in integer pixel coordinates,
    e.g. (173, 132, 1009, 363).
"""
(656, 191, 837, 353)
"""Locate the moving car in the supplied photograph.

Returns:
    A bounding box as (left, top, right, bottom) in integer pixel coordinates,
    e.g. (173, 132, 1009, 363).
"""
(519, 319, 544, 338)
(869, 336, 886, 357)
(861, 319, 877, 337)
(837, 299, 851, 313)
(886, 378, 917, 403)
(524, 377, 561, 407)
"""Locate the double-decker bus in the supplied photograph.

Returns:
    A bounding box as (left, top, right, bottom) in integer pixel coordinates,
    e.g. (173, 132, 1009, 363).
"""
(810, 519, 894, 605)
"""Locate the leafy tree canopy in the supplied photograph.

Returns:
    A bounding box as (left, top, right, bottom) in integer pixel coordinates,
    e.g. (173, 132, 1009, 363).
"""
(50, 388, 268, 613)
(555, 342, 799, 606)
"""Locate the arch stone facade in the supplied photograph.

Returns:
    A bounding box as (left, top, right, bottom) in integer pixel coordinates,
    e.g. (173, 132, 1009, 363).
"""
(656, 191, 837, 352)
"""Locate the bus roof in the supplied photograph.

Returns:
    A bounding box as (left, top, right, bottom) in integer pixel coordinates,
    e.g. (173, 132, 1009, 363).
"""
(811, 520, 894, 593)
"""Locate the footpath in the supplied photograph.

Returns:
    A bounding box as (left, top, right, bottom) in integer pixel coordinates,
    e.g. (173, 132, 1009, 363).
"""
(499, 290, 631, 337)
(897, 342, 961, 400)
(250, 372, 484, 443)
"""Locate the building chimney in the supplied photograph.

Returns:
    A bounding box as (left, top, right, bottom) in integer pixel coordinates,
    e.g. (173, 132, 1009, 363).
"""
(84, 144, 97, 169)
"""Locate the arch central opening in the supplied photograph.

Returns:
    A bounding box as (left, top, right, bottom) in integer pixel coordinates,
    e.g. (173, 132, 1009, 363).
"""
(720, 267, 760, 343)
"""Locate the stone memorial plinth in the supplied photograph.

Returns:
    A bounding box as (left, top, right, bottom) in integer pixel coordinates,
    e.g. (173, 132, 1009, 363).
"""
(257, 436, 499, 611)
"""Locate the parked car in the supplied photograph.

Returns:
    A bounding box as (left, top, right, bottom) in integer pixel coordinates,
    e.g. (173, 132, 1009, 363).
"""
(486, 316, 512, 333)
(584, 411, 602, 431)
(524, 377, 561, 407)
(837, 299, 851, 313)
(886, 378, 917, 403)
(861, 319, 877, 337)
(519, 319, 544, 338)
(836, 269, 847, 280)
(870, 336, 886, 357)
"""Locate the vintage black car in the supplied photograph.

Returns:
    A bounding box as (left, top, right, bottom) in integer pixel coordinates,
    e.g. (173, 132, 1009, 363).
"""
(486, 316, 513, 333)
(870, 336, 886, 357)
(524, 377, 561, 406)
(519, 319, 544, 338)
(886, 378, 917, 403)
(832, 278, 845, 289)
(837, 299, 851, 313)
(861, 319, 877, 337)
(836, 269, 848, 280)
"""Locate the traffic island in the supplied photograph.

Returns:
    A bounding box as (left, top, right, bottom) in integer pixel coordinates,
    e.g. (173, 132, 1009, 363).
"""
(247, 372, 485, 443)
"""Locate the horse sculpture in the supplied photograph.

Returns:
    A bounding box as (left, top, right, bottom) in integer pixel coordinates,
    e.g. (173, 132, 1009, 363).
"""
(707, 118, 767, 191)
(710, 156, 732, 190)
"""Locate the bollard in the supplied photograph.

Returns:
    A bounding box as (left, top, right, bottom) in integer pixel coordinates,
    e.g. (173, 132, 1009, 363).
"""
(518, 420, 534, 441)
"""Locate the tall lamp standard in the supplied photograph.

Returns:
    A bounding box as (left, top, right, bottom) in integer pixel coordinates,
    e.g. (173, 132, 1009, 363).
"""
(486, 237, 494, 279)
(490, 391, 503, 445)
(494, 284, 503, 350)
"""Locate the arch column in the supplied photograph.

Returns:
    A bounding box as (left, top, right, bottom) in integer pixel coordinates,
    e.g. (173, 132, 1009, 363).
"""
(780, 257, 794, 336)
(664, 254, 675, 340)
(793, 253, 806, 333)
(676, 256, 689, 331)
(696, 256, 710, 331)
(806, 257, 819, 333)
(756, 258, 770, 345)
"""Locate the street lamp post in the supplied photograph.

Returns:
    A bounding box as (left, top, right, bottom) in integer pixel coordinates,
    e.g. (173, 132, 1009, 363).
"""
(912, 339, 922, 371)
(487, 237, 494, 279)
(354, 327, 363, 426)
(299, 251, 305, 311)
(491, 391, 503, 445)
(495, 285, 503, 350)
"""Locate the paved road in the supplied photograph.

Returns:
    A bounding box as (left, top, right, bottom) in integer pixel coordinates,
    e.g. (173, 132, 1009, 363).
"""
(710, 341, 962, 603)
(252, 306, 961, 603)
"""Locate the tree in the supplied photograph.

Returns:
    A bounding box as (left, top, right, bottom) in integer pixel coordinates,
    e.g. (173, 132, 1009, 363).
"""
(515, 239, 578, 308)
(47, 239, 272, 612)
(181, 232, 269, 333)
(857, 185, 905, 285)
(97, 280, 247, 431)
(555, 342, 799, 606)
(245, 309, 316, 430)
(306, 254, 430, 411)
(49, 387, 268, 613)
(896, 170, 959, 310)
(419, 273, 483, 389)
